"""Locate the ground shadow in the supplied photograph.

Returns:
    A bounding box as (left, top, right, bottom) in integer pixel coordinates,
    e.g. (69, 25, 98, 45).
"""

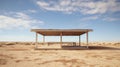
(35, 46, 120, 50)
(88, 46, 120, 50)
(62, 46, 120, 50)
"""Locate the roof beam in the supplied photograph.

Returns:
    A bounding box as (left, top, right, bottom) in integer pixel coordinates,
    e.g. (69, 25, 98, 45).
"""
(31, 29, 93, 36)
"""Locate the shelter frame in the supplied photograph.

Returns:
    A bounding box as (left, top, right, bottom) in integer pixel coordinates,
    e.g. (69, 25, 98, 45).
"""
(31, 29, 93, 49)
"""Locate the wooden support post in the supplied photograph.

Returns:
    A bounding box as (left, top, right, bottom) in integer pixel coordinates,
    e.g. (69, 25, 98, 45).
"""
(60, 33, 62, 46)
(35, 32, 38, 48)
(79, 35, 81, 46)
(86, 32, 89, 48)
(43, 36, 45, 45)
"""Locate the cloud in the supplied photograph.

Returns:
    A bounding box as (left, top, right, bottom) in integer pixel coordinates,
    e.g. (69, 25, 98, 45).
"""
(15, 12, 30, 19)
(36, 0, 76, 14)
(103, 17, 120, 22)
(36, 0, 120, 14)
(27, 9, 37, 13)
(81, 16, 99, 21)
(0, 12, 44, 29)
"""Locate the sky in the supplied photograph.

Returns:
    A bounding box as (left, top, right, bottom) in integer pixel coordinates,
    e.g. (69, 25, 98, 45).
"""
(0, 0, 120, 42)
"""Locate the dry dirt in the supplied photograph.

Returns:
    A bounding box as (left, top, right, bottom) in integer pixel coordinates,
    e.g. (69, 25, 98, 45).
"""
(0, 42, 120, 67)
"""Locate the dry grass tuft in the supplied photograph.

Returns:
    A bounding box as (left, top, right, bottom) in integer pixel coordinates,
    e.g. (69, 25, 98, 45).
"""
(113, 42, 120, 46)
(38, 59, 86, 67)
(0, 54, 14, 59)
(6, 49, 28, 51)
(5, 42, 16, 45)
(24, 57, 29, 59)
(34, 58, 41, 61)
(15, 60, 22, 63)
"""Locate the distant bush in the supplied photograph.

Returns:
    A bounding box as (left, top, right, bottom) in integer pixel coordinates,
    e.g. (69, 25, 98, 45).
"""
(0, 59, 7, 65)
(114, 42, 120, 46)
(24, 42, 31, 45)
(0, 45, 2, 47)
(5, 42, 16, 45)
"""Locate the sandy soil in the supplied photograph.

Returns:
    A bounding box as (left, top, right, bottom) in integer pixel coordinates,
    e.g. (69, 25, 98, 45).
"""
(0, 42, 120, 67)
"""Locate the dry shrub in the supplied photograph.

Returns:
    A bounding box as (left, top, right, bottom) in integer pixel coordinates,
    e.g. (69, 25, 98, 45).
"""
(0, 54, 14, 65)
(0, 59, 7, 65)
(0, 43, 2, 47)
(17, 42, 35, 45)
(0, 42, 35, 45)
(89, 64, 95, 67)
(91, 55, 102, 58)
(24, 57, 29, 59)
(0, 54, 14, 59)
(24, 42, 31, 45)
(15, 59, 32, 63)
(38, 59, 85, 66)
(105, 57, 113, 60)
(15, 60, 22, 63)
(34, 58, 41, 61)
(5, 42, 16, 46)
(114, 42, 120, 46)
(0, 45, 2, 47)
(0, 42, 7, 47)
(6, 48, 28, 51)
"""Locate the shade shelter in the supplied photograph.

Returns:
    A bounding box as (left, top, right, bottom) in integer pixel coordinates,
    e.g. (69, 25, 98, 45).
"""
(31, 29, 93, 49)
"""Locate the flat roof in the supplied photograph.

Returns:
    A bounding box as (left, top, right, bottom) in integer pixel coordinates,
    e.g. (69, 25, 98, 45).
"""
(31, 29, 93, 36)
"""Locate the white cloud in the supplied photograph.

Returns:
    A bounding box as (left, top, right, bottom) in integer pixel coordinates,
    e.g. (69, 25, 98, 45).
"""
(81, 16, 98, 21)
(0, 12, 44, 29)
(27, 9, 37, 13)
(36, 0, 120, 14)
(15, 12, 30, 19)
(103, 17, 120, 22)
(37, 1, 49, 7)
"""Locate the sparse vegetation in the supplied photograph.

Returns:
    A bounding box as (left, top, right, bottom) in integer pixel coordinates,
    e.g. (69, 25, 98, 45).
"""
(0, 42, 120, 67)
(6, 42, 16, 45)
(0, 59, 7, 65)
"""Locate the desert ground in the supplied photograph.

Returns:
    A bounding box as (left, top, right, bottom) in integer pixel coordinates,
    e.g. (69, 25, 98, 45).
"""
(0, 42, 120, 67)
